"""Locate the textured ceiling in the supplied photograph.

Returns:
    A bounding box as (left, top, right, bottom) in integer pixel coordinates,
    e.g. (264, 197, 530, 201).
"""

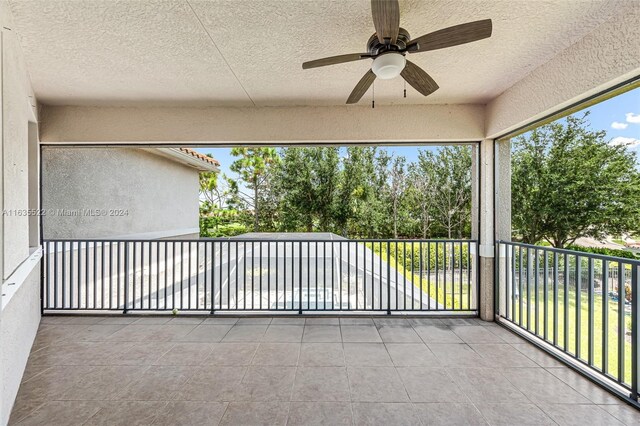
(7, 0, 626, 107)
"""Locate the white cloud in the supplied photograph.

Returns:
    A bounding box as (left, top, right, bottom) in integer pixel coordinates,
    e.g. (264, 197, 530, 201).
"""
(611, 121, 628, 129)
(626, 112, 640, 124)
(610, 136, 640, 147)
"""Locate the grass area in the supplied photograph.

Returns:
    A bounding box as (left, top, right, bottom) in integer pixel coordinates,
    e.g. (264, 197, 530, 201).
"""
(365, 242, 472, 310)
(612, 239, 627, 246)
(506, 282, 632, 385)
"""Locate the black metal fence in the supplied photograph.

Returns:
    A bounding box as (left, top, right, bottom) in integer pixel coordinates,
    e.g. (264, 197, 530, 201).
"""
(42, 238, 478, 314)
(495, 240, 640, 402)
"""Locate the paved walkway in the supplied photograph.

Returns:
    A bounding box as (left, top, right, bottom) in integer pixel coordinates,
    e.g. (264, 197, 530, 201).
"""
(10, 316, 640, 425)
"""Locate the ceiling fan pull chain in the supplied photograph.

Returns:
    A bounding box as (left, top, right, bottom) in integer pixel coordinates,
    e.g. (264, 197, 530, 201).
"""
(372, 81, 375, 109)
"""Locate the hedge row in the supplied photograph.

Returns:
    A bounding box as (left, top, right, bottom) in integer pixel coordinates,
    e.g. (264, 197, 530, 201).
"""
(366, 241, 472, 271)
(565, 245, 638, 260)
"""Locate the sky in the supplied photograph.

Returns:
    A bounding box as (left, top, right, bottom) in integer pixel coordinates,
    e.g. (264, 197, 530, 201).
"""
(581, 87, 640, 151)
(196, 87, 640, 180)
(197, 145, 438, 181)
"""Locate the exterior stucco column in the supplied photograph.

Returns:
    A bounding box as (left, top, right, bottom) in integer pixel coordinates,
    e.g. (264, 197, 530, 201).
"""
(495, 139, 512, 317)
(472, 139, 495, 321)
(0, 29, 4, 283)
(0, 28, 4, 425)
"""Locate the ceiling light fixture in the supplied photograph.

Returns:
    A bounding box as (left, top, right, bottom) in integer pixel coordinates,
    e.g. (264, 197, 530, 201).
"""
(371, 52, 406, 80)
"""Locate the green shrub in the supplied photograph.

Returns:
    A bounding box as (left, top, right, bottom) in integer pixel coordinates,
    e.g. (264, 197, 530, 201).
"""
(200, 216, 248, 237)
(565, 244, 638, 260)
(199, 216, 218, 237)
(215, 223, 247, 237)
(366, 241, 471, 271)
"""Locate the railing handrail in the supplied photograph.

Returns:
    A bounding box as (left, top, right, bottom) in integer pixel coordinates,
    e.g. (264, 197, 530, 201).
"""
(497, 240, 640, 266)
(42, 237, 478, 244)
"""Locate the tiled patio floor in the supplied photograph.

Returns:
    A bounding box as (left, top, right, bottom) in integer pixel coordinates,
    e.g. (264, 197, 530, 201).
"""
(9, 316, 640, 425)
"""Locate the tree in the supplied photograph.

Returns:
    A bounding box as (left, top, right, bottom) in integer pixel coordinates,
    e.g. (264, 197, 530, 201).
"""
(512, 113, 640, 247)
(335, 147, 368, 236)
(229, 147, 279, 232)
(408, 159, 436, 238)
(277, 147, 315, 231)
(199, 170, 237, 212)
(255, 164, 281, 232)
(423, 147, 472, 238)
(199, 169, 220, 208)
(310, 147, 340, 231)
(388, 156, 407, 238)
(211, 145, 479, 239)
(337, 147, 391, 238)
(277, 147, 341, 232)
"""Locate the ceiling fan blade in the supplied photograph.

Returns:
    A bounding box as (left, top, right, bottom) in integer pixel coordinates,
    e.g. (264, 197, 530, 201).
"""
(302, 53, 370, 69)
(371, 0, 400, 44)
(346, 70, 376, 104)
(407, 19, 492, 53)
(401, 60, 439, 96)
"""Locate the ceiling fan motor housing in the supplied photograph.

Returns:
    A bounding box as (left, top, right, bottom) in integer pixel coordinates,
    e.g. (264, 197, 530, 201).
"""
(367, 28, 411, 56)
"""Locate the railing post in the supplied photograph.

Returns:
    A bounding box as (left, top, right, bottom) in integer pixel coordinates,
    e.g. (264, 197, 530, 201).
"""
(632, 264, 639, 401)
(123, 242, 129, 314)
(298, 241, 303, 315)
(40, 243, 47, 313)
(387, 240, 391, 315)
(494, 241, 500, 317)
(214, 241, 219, 315)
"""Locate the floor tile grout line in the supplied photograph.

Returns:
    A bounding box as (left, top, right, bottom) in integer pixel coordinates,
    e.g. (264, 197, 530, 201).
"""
(18, 365, 52, 385)
(79, 404, 108, 426)
(495, 362, 551, 408)
(527, 401, 562, 426)
(10, 400, 47, 424)
(212, 401, 230, 426)
(411, 401, 427, 426)
(542, 365, 629, 406)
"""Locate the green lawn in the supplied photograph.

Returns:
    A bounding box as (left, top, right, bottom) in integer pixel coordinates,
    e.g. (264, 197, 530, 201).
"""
(507, 283, 632, 385)
(366, 242, 472, 310)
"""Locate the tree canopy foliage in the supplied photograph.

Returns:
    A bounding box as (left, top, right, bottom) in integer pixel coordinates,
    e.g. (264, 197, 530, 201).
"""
(200, 114, 640, 249)
(228, 147, 279, 231)
(512, 113, 640, 248)
(200, 146, 473, 239)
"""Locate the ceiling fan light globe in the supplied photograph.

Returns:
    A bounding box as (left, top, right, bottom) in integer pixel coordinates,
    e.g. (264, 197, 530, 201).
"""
(371, 53, 406, 80)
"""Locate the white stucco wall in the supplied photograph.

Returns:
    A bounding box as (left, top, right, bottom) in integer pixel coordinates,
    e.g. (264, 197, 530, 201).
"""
(0, 2, 41, 424)
(485, 2, 640, 138)
(38, 103, 485, 144)
(0, 263, 40, 425)
(42, 147, 201, 239)
(2, 23, 32, 278)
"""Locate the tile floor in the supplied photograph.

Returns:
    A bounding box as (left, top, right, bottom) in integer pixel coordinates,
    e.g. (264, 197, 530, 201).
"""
(9, 316, 640, 425)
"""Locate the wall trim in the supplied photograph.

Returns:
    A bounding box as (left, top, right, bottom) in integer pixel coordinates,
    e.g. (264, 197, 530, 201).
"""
(44, 228, 201, 248)
(1, 247, 41, 311)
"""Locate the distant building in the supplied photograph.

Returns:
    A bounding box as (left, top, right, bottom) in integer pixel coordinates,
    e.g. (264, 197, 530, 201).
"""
(42, 147, 219, 239)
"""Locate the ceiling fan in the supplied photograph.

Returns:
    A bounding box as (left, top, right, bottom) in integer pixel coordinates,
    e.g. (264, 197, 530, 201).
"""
(302, 0, 492, 104)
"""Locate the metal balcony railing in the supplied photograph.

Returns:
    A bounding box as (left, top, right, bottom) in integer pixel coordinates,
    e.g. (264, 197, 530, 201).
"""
(495, 240, 640, 403)
(42, 238, 478, 314)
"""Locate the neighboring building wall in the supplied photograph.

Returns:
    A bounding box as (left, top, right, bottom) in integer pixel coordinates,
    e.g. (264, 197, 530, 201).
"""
(42, 147, 200, 239)
(0, 2, 42, 424)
